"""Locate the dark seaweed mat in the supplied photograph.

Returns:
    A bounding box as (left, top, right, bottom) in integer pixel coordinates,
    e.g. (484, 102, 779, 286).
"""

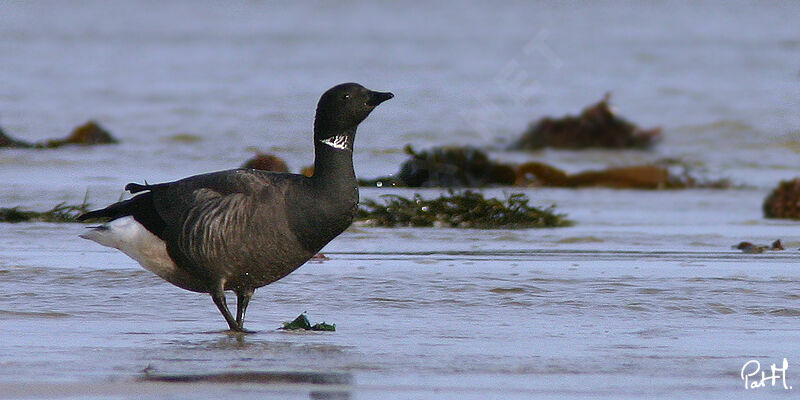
(356, 190, 570, 229)
(0, 202, 92, 223)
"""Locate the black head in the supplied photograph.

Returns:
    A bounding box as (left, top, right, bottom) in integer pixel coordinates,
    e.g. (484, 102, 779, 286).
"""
(314, 83, 393, 145)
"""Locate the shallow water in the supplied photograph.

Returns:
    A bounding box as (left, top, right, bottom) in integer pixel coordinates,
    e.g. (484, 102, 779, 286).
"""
(1, 1, 800, 399)
(2, 191, 799, 398)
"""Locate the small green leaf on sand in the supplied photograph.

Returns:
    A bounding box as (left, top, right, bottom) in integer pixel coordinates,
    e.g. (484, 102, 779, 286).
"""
(281, 313, 311, 330)
(310, 322, 336, 331)
(280, 313, 336, 331)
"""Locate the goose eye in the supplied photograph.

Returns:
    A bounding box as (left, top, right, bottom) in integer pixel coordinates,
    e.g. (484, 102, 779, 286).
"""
(342, 94, 350, 100)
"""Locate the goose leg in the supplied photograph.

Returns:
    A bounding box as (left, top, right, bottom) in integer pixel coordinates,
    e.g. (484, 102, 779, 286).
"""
(211, 284, 241, 332)
(236, 288, 254, 328)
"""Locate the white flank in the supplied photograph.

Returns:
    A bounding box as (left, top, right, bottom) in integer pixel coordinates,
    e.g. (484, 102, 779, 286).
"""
(80, 216, 179, 280)
(319, 135, 351, 150)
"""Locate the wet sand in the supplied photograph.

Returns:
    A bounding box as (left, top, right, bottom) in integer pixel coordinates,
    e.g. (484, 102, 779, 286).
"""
(1, 189, 799, 399)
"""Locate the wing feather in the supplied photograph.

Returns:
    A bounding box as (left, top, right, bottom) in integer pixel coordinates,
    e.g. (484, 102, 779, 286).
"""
(131, 169, 308, 281)
(177, 193, 256, 276)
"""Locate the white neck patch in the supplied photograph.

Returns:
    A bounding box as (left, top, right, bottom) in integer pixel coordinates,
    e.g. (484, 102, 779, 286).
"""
(319, 135, 351, 151)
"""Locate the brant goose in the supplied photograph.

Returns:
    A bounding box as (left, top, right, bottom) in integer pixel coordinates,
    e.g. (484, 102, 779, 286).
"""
(78, 83, 393, 332)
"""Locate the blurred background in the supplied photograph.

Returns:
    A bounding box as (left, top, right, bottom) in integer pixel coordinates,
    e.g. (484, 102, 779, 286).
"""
(1, 0, 799, 207)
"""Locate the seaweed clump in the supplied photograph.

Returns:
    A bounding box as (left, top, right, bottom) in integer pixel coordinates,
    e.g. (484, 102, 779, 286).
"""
(43, 120, 118, 147)
(356, 190, 569, 229)
(398, 145, 516, 187)
(359, 145, 516, 188)
(511, 93, 661, 150)
(0, 126, 33, 148)
(360, 145, 729, 190)
(763, 178, 800, 219)
(0, 120, 119, 149)
(279, 313, 335, 332)
(515, 159, 730, 189)
(241, 152, 290, 172)
(732, 240, 784, 254)
(0, 202, 91, 223)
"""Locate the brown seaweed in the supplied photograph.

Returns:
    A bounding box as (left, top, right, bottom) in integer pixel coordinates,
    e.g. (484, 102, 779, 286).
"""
(732, 240, 785, 253)
(515, 159, 729, 189)
(0, 126, 33, 148)
(511, 93, 661, 150)
(42, 120, 118, 147)
(0, 120, 118, 149)
(397, 145, 516, 187)
(763, 178, 800, 219)
(361, 145, 728, 189)
(241, 152, 290, 172)
(359, 145, 517, 188)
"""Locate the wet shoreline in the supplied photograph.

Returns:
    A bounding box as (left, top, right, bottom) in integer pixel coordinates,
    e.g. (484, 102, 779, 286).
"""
(2, 1, 799, 398)
(2, 204, 799, 398)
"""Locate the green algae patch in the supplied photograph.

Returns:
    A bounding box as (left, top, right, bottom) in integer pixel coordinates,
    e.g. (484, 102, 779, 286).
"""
(163, 133, 204, 143)
(280, 313, 336, 332)
(356, 190, 570, 229)
(0, 202, 92, 223)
